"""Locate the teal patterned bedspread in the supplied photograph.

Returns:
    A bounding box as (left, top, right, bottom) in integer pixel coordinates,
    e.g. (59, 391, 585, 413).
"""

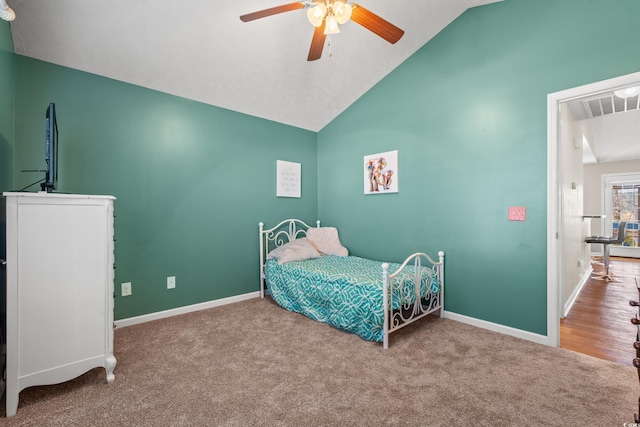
(264, 255, 439, 342)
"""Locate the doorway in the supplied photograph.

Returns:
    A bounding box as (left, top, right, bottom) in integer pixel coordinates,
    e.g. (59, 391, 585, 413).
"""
(547, 70, 640, 347)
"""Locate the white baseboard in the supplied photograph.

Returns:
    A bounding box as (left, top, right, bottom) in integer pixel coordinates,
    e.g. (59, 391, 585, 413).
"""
(563, 268, 592, 318)
(115, 293, 551, 347)
(444, 310, 551, 346)
(114, 291, 261, 328)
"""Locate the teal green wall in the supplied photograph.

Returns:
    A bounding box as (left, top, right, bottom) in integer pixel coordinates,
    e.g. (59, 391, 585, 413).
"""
(318, 0, 640, 335)
(8, 0, 640, 333)
(0, 20, 14, 193)
(13, 57, 318, 320)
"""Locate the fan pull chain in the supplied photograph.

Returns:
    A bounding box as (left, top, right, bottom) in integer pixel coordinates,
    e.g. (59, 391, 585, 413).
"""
(327, 37, 333, 58)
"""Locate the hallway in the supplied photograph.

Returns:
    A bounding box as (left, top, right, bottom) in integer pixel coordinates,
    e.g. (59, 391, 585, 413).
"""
(560, 257, 640, 367)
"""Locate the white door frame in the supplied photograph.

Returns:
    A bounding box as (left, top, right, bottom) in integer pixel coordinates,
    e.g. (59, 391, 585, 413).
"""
(547, 70, 640, 347)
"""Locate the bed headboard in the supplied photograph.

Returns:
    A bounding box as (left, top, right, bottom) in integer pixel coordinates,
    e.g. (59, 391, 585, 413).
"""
(258, 219, 320, 298)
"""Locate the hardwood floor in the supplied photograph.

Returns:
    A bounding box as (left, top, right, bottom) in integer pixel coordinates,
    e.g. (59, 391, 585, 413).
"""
(561, 256, 640, 367)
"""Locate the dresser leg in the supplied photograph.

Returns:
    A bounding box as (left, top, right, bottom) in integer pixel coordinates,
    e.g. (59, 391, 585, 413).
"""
(105, 354, 117, 383)
(5, 388, 18, 417)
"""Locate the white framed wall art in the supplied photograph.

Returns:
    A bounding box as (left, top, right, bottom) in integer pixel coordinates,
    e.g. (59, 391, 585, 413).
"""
(364, 150, 398, 195)
(276, 160, 301, 198)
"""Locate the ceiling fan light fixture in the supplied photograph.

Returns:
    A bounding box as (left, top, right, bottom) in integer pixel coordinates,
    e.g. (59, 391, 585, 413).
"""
(307, 4, 327, 27)
(240, 0, 405, 61)
(332, 1, 352, 24)
(614, 86, 640, 99)
(324, 15, 340, 34)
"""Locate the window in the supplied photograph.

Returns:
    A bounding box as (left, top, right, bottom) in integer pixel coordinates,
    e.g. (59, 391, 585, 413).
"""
(612, 183, 639, 247)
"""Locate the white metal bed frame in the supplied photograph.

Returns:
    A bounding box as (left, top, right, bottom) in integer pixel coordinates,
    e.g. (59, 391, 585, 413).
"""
(259, 219, 445, 349)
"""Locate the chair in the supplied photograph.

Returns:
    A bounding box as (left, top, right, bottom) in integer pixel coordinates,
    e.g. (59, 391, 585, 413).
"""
(585, 221, 627, 281)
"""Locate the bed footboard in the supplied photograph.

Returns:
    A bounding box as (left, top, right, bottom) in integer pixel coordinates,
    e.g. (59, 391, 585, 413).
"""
(382, 251, 445, 349)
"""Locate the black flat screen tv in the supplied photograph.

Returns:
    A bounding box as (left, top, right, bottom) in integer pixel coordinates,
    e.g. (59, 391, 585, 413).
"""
(41, 103, 58, 192)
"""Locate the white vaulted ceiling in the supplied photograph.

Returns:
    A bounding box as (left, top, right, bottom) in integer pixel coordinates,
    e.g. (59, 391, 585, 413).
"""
(8, 0, 501, 132)
(567, 90, 640, 164)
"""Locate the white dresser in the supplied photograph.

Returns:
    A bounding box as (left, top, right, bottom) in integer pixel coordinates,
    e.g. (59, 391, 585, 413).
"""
(3, 192, 116, 417)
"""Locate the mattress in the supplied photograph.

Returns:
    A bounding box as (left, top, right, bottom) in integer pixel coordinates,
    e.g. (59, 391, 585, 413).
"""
(264, 255, 439, 342)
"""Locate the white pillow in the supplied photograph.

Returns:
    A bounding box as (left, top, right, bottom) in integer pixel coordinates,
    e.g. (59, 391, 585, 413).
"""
(266, 238, 322, 264)
(307, 227, 348, 256)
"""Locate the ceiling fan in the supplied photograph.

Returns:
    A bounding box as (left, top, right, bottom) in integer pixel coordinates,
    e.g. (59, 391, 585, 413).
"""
(240, 1, 404, 61)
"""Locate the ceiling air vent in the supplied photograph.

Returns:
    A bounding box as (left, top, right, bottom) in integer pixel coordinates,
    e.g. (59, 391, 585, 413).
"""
(583, 94, 640, 118)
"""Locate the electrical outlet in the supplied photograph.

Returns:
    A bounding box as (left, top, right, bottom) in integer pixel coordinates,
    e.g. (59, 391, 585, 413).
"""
(167, 276, 176, 289)
(121, 282, 132, 296)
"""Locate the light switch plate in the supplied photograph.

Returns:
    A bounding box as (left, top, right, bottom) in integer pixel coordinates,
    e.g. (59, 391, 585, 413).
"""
(508, 206, 526, 221)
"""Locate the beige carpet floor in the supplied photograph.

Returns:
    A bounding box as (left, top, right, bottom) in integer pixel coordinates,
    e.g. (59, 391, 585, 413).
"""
(1, 297, 637, 426)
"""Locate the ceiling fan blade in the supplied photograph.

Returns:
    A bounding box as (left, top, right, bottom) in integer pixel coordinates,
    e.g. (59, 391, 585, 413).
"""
(240, 2, 306, 22)
(350, 4, 405, 44)
(307, 23, 326, 61)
